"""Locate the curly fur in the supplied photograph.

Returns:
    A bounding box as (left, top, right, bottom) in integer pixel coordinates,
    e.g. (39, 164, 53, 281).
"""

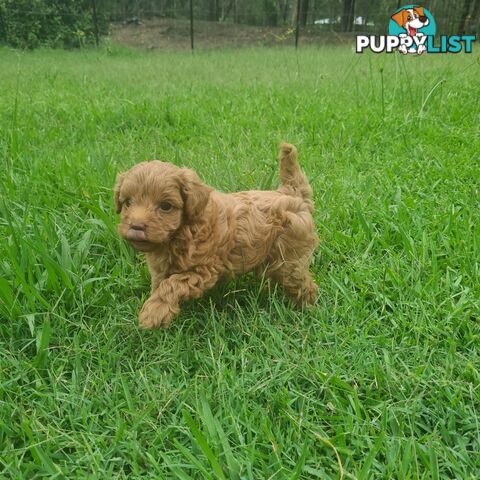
(115, 143, 318, 328)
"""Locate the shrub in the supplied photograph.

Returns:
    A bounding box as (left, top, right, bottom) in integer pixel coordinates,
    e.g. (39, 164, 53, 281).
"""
(0, 0, 108, 49)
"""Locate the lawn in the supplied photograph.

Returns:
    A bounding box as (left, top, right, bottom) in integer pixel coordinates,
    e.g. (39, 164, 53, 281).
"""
(0, 45, 479, 478)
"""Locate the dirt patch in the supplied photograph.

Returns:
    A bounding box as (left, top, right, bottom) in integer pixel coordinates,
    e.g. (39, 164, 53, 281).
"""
(110, 18, 354, 50)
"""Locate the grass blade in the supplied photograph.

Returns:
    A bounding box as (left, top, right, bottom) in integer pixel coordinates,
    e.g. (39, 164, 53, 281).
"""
(183, 410, 226, 480)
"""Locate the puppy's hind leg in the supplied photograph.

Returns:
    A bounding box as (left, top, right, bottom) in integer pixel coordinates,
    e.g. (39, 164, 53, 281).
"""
(267, 259, 318, 307)
(264, 245, 318, 307)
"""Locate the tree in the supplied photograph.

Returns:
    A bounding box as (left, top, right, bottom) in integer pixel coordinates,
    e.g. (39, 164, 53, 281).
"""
(341, 0, 355, 32)
(458, 0, 473, 34)
(263, 0, 278, 26)
(208, 0, 219, 21)
(472, 0, 480, 32)
(299, 0, 309, 27)
(0, 0, 108, 48)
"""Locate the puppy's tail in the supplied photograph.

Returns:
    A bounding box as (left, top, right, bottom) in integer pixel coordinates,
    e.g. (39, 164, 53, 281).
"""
(278, 143, 313, 202)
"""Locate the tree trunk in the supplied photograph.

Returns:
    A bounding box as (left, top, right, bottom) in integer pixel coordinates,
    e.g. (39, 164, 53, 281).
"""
(263, 0, 278, 25)
(472, 0, 480, 32)
(283, 0, 289, 24)
(299, 0, 309, 27)
(208, 0, 218, 21)
(458, 0, 474, 34)
(447, 2, 459, 34)
(275, 0, 288, 25)
(341, 0, 355, 32)
(221, 0, 234, 21)
(364, 0, 369, 30)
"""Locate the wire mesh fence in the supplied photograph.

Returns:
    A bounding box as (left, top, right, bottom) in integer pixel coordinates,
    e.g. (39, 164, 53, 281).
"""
(0, 0, 479, 50)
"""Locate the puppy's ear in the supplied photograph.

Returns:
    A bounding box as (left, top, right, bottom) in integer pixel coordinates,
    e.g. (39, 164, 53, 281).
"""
(391, 9, 407, 27)
(179, 168, 212, 223)
(414, 6, 425, 17)
(114, 172, 126, 214)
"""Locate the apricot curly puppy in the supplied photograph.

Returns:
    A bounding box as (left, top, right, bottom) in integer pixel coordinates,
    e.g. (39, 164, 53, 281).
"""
(115, 143, 318, 329)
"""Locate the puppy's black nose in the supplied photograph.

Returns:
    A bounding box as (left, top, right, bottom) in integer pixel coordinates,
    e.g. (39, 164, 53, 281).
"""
(130, 223, 146, 231)
(419, 15, 427, 23)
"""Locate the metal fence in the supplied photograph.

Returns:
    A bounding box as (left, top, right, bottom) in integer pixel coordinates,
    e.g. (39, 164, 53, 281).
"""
(1, 0, 479, 50)
(103, 0, 480, 50)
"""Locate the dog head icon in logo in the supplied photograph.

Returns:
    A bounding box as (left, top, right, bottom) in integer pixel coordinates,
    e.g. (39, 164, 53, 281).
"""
(389, 5, 436, 54)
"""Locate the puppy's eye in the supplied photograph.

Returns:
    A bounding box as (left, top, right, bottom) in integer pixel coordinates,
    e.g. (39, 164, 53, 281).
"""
(407, 15, 412, 20)
(158, 201, 173, 212)
(124, 198, 131, 208)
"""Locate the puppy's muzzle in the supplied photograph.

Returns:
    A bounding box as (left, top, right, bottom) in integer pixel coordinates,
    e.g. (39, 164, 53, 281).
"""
(127, 223, 147, 241)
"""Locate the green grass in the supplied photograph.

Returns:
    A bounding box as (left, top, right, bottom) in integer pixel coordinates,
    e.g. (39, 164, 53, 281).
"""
(0, 45, 479, 479)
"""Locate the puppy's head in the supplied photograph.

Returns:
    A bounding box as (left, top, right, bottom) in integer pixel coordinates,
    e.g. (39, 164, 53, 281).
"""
(114, 161, 212, 252)
(391, 7, 428, 32)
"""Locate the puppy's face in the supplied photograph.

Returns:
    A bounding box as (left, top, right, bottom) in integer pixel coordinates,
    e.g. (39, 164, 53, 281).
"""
(391, 7, 429, 34)
(114, 161, 211, 252)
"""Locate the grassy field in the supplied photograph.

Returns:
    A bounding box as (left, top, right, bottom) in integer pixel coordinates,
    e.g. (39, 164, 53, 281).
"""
(0, 45, 479, 478)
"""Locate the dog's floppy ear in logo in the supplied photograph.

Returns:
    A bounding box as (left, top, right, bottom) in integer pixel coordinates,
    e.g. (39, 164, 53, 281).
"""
(414, 6, 426, 18)
(391, 9, 408, 29)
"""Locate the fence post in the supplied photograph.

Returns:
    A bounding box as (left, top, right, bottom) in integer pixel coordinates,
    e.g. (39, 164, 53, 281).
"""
(91, 0, 99, 46)
(295, 0, 301, 48)
(190, 0, 194, 51)
(0, 4, 5, 40)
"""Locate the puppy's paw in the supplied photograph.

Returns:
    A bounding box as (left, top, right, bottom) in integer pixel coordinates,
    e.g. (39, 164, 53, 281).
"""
(296, 281, 318, 307)
(139, 298, 178, 329)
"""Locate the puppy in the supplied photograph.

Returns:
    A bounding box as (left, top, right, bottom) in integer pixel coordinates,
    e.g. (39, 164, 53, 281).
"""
(115, 144, 318, 328)
(391, 6, 429, 54)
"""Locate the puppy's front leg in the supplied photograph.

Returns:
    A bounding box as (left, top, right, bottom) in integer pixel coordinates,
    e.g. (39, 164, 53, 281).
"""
(139, 267, 219, 329)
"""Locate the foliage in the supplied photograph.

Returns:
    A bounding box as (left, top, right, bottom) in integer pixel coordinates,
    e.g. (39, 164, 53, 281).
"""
(101, 0, 480, 33)
(0, 0, 478, 49)
(0, 0, 108, 49)
(0, 46, 479, 478)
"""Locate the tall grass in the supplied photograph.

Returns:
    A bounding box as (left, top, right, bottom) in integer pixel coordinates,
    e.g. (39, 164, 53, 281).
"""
(0, 45, 479, 478)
